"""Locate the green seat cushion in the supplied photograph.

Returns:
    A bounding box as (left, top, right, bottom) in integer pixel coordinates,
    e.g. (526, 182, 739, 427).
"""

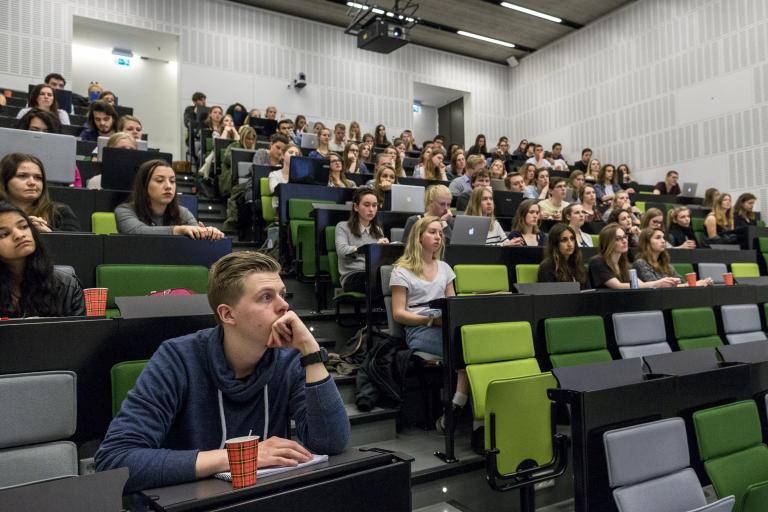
(695, 400, 763, 461)
(468, 360, 542, 418)
(91, 212, 117, 235)
(461, 322, 534, 364)
(454, 264, 509, 294)
(295, 223, 317, 277)
(111, 360, 148, 416)
(693, 218, 706, 232)
(288, 198, 334, 221)
(672, 308, 717, 338)
(259, 177, 270, 196)
(516, 264, 540, 284)
(705, 446, 768, 511)
(549, 350, 613, 368)
(545, 316, 607, 355)
(759, 238, 768, 253)
(332, 291, 366, 302)
(328, 251, 341, 286)
(96, 264, 209, 308)
(672, 263, 694, 276)
(731, 263, 760, 278)
(289, 219, 313, 244)
(678, 336, 723, 350)
(743, 480, 768, 512)
(485, 373, 557, 474)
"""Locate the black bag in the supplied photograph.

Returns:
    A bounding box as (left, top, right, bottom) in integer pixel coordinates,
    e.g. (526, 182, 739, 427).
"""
(354, 328, 414, 412)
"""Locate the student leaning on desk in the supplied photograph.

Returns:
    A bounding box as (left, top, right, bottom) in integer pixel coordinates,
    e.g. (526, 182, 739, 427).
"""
(95, 251, 350, 493)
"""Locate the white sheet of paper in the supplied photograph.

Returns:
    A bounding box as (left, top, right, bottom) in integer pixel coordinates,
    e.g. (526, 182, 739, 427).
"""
(215, 454, 329, 481)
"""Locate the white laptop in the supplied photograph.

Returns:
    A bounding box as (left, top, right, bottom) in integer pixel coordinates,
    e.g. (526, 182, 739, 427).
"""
(0, 127, 75, 183)
(300, 132, 318, 149)
(389, 184, 425, 213)
(450, 215, 491, 245)
(96, 136, 148, 161)
(679, 182, 698, 197)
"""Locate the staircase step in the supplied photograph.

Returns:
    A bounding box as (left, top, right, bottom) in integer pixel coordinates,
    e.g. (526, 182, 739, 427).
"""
(291, 403, 397, 446)
(332, 372, 356, 404)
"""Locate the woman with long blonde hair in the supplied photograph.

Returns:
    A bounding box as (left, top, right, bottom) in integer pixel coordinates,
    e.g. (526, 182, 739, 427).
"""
(703, 192, 734, 243)
(390, 216, 469, 433)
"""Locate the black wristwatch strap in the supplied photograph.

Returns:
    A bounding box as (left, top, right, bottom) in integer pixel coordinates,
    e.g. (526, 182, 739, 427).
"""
(300, 348, 329, 367)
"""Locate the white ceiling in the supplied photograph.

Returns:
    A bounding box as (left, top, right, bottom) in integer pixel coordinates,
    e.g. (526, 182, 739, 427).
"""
(72, 16, 179, 62)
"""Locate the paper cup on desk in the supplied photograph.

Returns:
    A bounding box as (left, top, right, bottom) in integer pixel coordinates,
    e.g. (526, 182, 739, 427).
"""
(225, 435, 259, 489)
(83, 288, 108, 316)
(723, 273, 734, 286)
(686, 273, 697, 287)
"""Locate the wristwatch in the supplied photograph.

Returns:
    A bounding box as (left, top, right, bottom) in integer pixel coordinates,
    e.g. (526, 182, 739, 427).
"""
(300, 348, 329, 367)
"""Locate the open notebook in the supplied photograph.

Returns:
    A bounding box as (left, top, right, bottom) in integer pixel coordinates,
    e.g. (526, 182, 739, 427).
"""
(214, 454, 328, 481)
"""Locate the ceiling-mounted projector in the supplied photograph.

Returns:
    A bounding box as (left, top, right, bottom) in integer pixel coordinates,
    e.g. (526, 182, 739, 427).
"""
(345, 1, 418, 54)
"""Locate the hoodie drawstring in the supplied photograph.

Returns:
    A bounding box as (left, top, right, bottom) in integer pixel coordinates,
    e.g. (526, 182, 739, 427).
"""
(218, 385, 269, 448)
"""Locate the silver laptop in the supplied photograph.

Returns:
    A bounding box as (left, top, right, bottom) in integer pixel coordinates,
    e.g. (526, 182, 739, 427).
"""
(97, 136, 148, 160)
(389, 184, 425, 213)
(0, 127, 75, 183)
(450, 215, 491, 245)
(300, 132, 318, 149)
(679, 182, 698, 197)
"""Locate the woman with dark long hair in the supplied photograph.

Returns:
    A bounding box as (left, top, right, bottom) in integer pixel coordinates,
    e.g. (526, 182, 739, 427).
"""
(734, 193, 758, 228)
(467, 134, 487, 156)
(0, 153, 80, 231)
(374, 124, 389, 147)
(633, 227, 711, 286)
(115, 159, 224, 239)
(16, 84, 70, 125)
(334, 188, 389, 293)
(538, 223, 586, 287)
(0, 202, 85, 318)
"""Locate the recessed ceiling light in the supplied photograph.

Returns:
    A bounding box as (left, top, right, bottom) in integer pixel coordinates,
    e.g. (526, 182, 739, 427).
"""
(346, 1, 368, 9)
(500, 2, 562, 23)
(457, 30, 516, 48)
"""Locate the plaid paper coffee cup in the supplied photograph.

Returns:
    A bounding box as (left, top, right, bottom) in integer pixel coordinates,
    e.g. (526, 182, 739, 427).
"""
(225, 435, 259, 489)
(83, 288, 108, 317)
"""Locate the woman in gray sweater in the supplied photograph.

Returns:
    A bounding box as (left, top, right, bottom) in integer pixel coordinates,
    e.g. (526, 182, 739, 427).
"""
(115, 159, 224, 240)
(334, 187, 389, 293)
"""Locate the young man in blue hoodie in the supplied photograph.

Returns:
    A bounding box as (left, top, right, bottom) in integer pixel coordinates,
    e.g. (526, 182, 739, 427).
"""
(95, 252, 350, 493)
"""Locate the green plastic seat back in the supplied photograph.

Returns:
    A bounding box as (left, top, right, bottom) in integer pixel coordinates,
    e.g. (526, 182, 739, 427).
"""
(672, 263, 694, 276)
(545, 316, 612, 367)
(695, 232, 707, 247)
(205, 137, 214, 154)
(672, 308, 723, 350)
(516, 264, 540, 284)
(759, 238, 768, 253)
(693, 400, 768, 511)
(454, 264, 509, 295)
(485, 373, 558, 474)
(635, 201, 646, 214)
(96, 264, 209, 310)
(295, 223, 317, 277)
(691, 218, 706, 233)
(462, 322, 541, 419)
(260, 178, 275, 223)
(111, 359, 149, 416)
(731, 263, 760, 278)
(91, 212, 117, 235)
(590, 234, 600, 246)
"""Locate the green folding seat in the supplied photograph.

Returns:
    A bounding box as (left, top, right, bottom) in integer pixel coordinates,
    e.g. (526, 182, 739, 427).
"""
(515, 264, 540, 284)
(731, 263, 760, 279)
(461, 322, 542, 422)
(759, 238, 768, 253)
(672, 263, 694, 276)
(671, 307, 723, 350)
(691, 218, 706, 233)
(91, 212, 117, 235)
(110, 360, 149, 416)
(484, 373, 568, 508)
(325, 225, 365, 322)
(544, 316, 613, 367)
(96, 264, 209, 318)
(288, 198, 334, 279)
(590, 234, 600, 247)
(260, 178, 275, 223)
(635, 201, 646, 214)
(693, 400, 768, 512)
(454, 265, 509, 295)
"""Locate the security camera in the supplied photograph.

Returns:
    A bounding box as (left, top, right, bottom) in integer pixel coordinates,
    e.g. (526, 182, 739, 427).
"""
(294, 72, 307, 89)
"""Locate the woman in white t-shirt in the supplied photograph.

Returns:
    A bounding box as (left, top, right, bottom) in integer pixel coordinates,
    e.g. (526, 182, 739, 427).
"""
(390, 216, 469, 433)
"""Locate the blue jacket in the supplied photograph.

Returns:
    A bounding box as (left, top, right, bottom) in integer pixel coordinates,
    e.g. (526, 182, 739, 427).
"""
(95, 326, 350, 493)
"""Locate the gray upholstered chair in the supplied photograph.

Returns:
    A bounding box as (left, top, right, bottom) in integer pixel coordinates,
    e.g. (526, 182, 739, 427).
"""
(604, 417, 735, 512)
(697, 263, 728, 284)
(612, 310, 672, 359)
(0, 371, 78, 489)
(720, 304, 768, 344)
(389, 227, 405, 244)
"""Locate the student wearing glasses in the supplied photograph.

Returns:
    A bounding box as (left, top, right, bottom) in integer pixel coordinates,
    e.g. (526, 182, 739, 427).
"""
(334, 188, 389, 293)
(342, 142, 368, 174)
(537, 224, 587, 288)
(588, 223, 678, 289)
(327, 154, 355, 188)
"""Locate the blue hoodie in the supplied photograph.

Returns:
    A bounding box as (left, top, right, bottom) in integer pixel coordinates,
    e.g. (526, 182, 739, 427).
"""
(95, 326, 350, 493)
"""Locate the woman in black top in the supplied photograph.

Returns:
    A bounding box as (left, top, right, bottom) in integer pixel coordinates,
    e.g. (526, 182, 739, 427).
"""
(0, 202, 85, 318)
(588, 223, 678, 289)
(538, 224, 587, 288)
(467, 134, 487, 156)
(666, 206, 697, 248)
(734, 193, 758, 228)
(0, 153, 80, 232)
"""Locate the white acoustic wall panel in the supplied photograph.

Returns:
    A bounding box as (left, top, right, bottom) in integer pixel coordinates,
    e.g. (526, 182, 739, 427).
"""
(509, 0, 768, 216)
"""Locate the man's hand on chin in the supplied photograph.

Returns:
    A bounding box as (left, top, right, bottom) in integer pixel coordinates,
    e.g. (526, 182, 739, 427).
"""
(266, 311, 320, 356)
